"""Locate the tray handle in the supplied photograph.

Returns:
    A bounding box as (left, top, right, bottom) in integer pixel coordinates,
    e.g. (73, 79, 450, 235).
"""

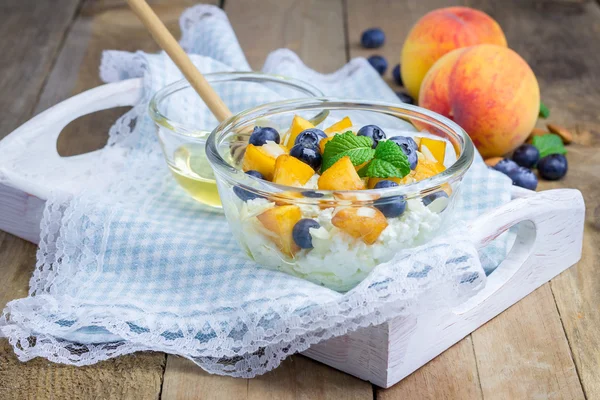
(0, 78, 143, 165)
(454, 188, 585, 315)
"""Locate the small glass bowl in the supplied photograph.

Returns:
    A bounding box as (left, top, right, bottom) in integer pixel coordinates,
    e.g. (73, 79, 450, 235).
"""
(149, 72, 326, 209)
(206, 99, 474, 292)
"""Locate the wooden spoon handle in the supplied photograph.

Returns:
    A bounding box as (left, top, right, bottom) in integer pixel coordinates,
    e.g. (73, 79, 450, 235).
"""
(125, 0, 233, 122)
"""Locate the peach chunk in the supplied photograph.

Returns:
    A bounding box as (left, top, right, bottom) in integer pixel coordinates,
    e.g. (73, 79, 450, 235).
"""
(419, 137, 446, 164)
(242, 143, 288, 181)
(413, 158, 446, 181)
(401, 6, 507, 99)
(319, 136, 334, 154)
(272, 155, 315, 187)
(324, 117, 353, 136)
(332, 207, 388, 245)
(284, 115, 314, 148)
(257, 205, 302, 257)
(419, 44, 539, 157)
(318, 156, 365, 191)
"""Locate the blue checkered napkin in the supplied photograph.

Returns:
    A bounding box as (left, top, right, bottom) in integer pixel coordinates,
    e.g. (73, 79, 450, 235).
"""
(1, 4, 512, 370)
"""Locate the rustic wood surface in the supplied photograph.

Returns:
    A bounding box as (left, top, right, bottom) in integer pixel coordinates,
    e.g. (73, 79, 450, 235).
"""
(0, 0, 598, 399)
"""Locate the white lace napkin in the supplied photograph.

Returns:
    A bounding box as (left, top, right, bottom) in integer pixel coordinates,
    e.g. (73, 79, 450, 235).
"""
(0, 5, 512, 376)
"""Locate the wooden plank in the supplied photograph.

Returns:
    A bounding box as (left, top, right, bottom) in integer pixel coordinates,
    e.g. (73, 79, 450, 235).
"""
(226, 0, 347, 72)
(160, 1, 372, 399)
(344, 0, 483, 397)
(161, 356, 373, 400)
(0, 340, 166, 400)
(0, 0, 81, 137)
(0, 1, 218, 399)
(466, 1, 600, 398)
(472, 285, 584, 399)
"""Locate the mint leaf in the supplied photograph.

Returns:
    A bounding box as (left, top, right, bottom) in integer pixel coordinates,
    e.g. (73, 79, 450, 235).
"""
(357, 140, 410, 178)
(539, 102, 550, 119)
(532, 133, 567, 158)
(321, 131, 375, 172)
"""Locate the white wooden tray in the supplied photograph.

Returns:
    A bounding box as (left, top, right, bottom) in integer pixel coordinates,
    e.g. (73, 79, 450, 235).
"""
(0, 79, 585, 388)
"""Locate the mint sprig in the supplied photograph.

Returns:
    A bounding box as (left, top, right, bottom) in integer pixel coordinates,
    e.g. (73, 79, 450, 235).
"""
(321, 131, 375, 172)
(532, 133, 566, 158)
(358, 140, 410, 179)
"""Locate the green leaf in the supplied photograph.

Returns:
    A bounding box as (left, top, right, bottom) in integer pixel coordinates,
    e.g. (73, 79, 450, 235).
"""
(539, 102, 550, 119)
(321, 131, 375, 172)
(532, 133, 567, 158)
(357, 140, 411, 179)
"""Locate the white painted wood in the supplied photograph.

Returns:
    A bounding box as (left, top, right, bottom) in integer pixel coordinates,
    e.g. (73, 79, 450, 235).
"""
(0, 79, 586, 389)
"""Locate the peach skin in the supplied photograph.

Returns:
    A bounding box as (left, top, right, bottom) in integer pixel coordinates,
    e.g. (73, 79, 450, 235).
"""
(400, 7, 507, 100)
(419, 44, 540, 158)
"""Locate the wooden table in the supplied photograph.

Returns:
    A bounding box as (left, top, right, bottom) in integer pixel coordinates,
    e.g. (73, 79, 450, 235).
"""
(0, 0, 598, 399)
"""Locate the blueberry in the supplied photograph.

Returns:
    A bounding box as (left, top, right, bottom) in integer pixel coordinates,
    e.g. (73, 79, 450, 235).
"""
(493, 158, 519, 179)
(295, 128, 327, 148)
(388, 136, 418, 170)
(292, 219, 321, 249)
(392, 64, 403, 86)
(537, 154, 568, 180)
(290, 144, 322, 170)
(360, 28, 385, 48)
(422, 191, 449, 207)
(373, 180, 407, 218)
(233, 170, 265, 202)
(367, 55, 388, 75)
(301, 190, 324, 198)
(512, 144, 540, 168)
(396, 92, 414, 105)
(512, 166, 538, 190)
(249, 126, 280, 146)
(357, 125, 386, 149)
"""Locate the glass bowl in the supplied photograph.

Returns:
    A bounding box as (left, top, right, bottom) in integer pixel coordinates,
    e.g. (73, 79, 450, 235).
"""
(206, 98, 474, 291)
(149, 72, 327, 209)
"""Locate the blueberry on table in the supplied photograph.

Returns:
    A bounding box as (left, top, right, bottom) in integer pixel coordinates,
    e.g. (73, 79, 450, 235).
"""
(292, 219, 321, 249)
(357, 125, 386, 149)
(512, 144, 540, 168)
(388, 136, 418, 170)
(392, 64, 403, 86)
(373, 180, 407, 218)
(537, 154, 568, 180)
(249, 126, 280, 146)
(290, 144, 322, 170)
(295, 128, 327, 148)
(367, 55, 388, 75)
(512, 166, 538, 190)
(396, 92, 414, 105)
(493, 158, 519, 178)
(233, 170, 265, 202)
(360, 28, 385, 48)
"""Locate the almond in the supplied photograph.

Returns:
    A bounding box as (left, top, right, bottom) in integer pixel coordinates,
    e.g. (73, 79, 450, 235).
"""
(546, 124, 573, 144)
(484, 157, 503, 167)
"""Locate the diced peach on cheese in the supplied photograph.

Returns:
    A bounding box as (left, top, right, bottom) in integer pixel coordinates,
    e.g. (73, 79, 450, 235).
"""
(272, 155, 315, 186)
(242, 143, 288, 181)
(419, 137, 446, 164)
(413, 158, 446, 181)
(318, 156, 365, 191)
(283, 115, 314, 148)
(324, 116, 353, 136)
(331, 206, 388, 244)
(257, 205, 302, 257)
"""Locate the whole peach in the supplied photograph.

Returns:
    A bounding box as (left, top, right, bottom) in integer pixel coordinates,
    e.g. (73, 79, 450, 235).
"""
(419, 44, 540, 158)
(401, 7, 507, 100)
